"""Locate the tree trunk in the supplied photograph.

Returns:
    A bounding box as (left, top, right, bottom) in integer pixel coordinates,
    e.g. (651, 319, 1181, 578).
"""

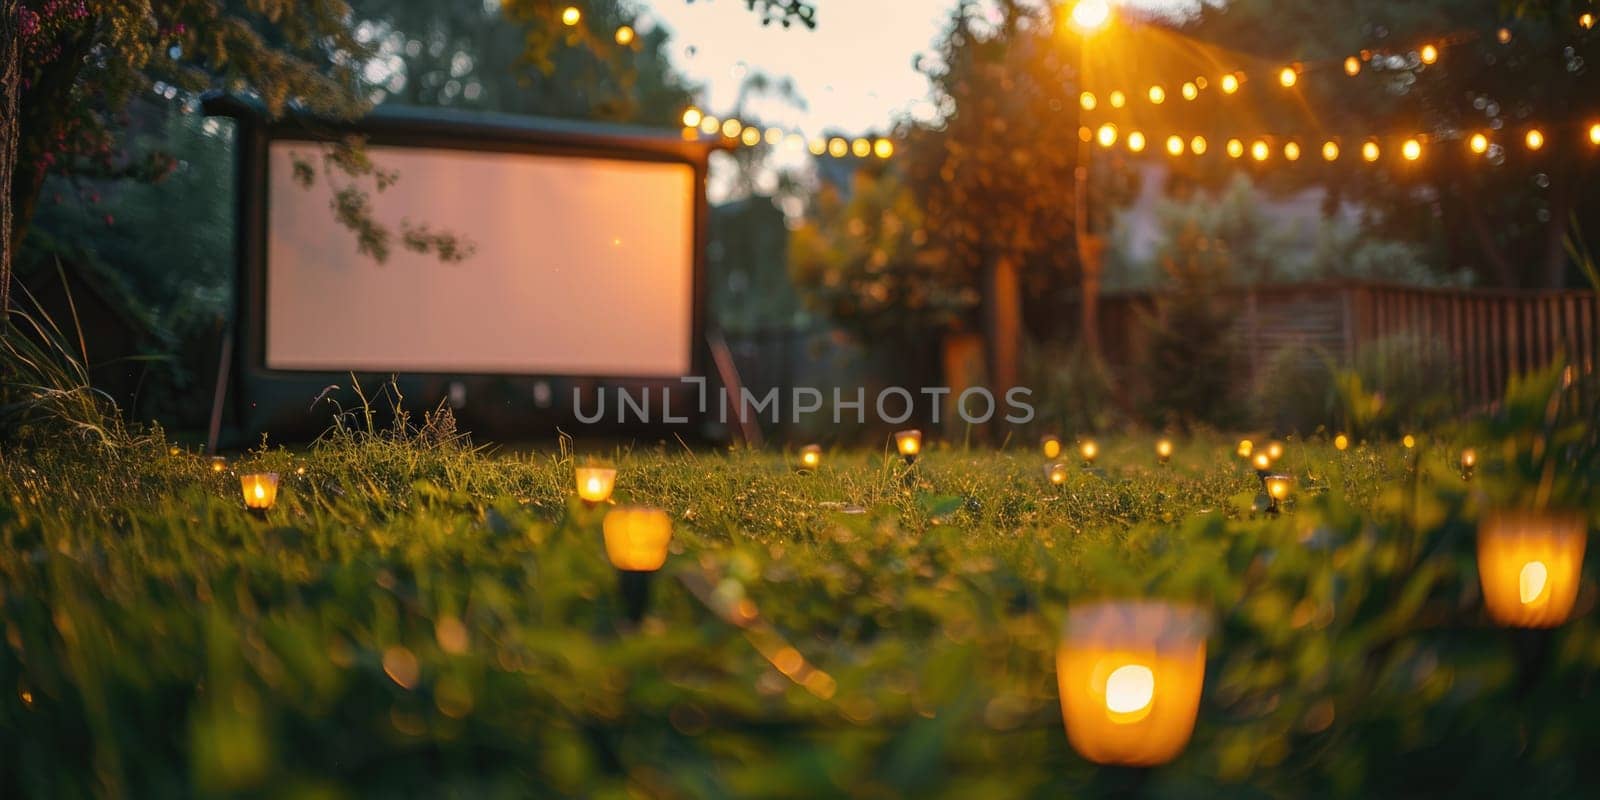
(982, 253, 1022, 406)
(1, 0, 20, 321)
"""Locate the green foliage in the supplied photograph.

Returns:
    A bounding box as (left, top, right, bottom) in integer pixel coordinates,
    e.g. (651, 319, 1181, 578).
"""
(1256, 343, 1338, 434)
(1141, 216, 1242, 430)
(1335, 333, 1460, 437)
(2, 399, 1598, 795)
(1020, 341, 1120, 435)
(790, 164, 973, 344)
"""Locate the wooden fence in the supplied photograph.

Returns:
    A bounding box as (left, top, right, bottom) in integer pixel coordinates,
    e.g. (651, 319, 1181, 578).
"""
(1093, 281, 1600, 409)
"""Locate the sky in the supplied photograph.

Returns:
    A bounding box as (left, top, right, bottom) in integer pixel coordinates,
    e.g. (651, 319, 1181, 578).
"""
(636, 0, 1203, 138)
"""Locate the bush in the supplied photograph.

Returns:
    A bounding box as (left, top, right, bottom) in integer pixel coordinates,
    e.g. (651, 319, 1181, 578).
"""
(1255, 343, 1338, 434)
(1336, 332, 1460, 437)
(1021, 341, 1120, 436)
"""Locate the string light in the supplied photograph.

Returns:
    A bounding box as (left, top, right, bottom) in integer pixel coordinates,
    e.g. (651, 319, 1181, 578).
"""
(1097, 123, 1119, 147)
(561, 6, 581, 26)
(1181, 81, 1198, 100)
(1470, 132, 1490, 154)
(1220, 74, 1240, 94)
(1127, 130, 1147, 152)
(699, 115, 719, 135)
(1322, 140, 1340, 160)
(1109, 90, 1126, 108)
(1362, 140, 1380, 162)
(1401, 138, 1422, 160)
(1589, 123, 1600, 145)
(1278, 66, 1298, 88)
(1250, 139, 1270, 161)
(1166, 135, 1184, 156)
(1190, 135, 1207, 155)
(1419, 44, 1439, 64)
(1525, 128, 1545, 150)
(851, 138, 871, 157)
(828, 137, 848, 157)
(1497, 27, 1513, 44)
(764, 126, 783, 145)
(1582, 13, 1595, 30)
(681, 107, 703, 128)
(741, 127, 761, 146)
(874, 138, 894, 158)
(809, 137, 826, 155)
(1148, 85, 1166, 104)
(1344, 56, 1361, 76)
(721, 118, 742, 138)
(1226, 138, 1244, 158)
(1080, 91, 1097, 111)
(614, 25, 635, 45)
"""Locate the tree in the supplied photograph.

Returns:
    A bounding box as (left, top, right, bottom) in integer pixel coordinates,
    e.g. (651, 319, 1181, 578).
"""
(1171, 0, 1600, 288)
(901, 0, 1083, 397)
(1, 0, 817, 319)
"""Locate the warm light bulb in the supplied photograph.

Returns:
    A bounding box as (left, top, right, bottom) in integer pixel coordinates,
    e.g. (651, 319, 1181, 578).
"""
(1469, 133, 1489, 154)
(1190, 135, 1207, 155)
(1166, 135, 1184, 156)
(1250, 140, 1269, 161)
(1080, 440, 1098, 463)
(809, 137, 826, 155)
(1461, 448, 1477, 469)
(1181, 81, 1198, 100)
(1334, 433, 1349, 451)
(1362, 140, 1380, 162)
(1127, 131, 1146, 152)
(1525, 129, 1544, 151)
(1519, 561, 1549, 604)
(1156, 439, 1173, 461)
(1283, 141, 1301, 161)
(828, 137, 848, 157)
(1402, 434, 1416, 449)
(1148, 85, 1165, 104)
(721, 118, 742, 138)
(1105, 664, 1156, 716)
(1043, 436, 1063, 459)
(561, 6, 581, 26)
(1322, 140, 1340, 161)
(852, 138, 871, 157)
(874, 138, 894, 158)
(1401, 138, 1422, 161)
(681, 107, 703, 128)
(1344, 56, 1361, 76)
(1226, 138, 1244, 158)
(742, 127, 761, 146)
(1097, 123, 1118, 148)
(1419, 44, 1438, 64)
(1080, 91, 1097, 111)
(1109, 90, 1126, 108)
(614, 25, 635, 45)
(1069, 0, 1113, 33)
(1220, 74, 1240, 94)
(799, 444, 822, 469)
(1278, 66, 1297, 87)
(1588, 124, 1600, 146)
(699, 115, 719, 135)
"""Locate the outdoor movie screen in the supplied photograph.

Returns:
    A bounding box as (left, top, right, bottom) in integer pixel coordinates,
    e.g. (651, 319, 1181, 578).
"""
(264, 141, 696, 378)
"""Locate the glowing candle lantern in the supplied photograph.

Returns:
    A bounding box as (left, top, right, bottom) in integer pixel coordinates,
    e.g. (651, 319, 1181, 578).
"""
(1155, 439, 1173, 464)
(575, 467, 617, 505)
(210, 457, 226, 474)
(240, 473, 280, 516)
(602, 507, 673, 572)
(1079, 439, 1099, 466)
(799, 444, 823, 471)
(1265, 474, 1292, 511)
(1266, 441, 1284, 462)
(1402, 434, 1416, 449)
(895, 429, 923, 464)
(1334, 433, 1349, 451)
(1046, 462, 1070, 486)
(603, 507, 674, 622)
(1057, 600, 1209, 766)
(1477, 512, 1587, 628)
(1042, 435, 1063, 460)
(561, 6, 581, 26)
(1236, 439, 1253, 458)
(1460, 447, 1477, 478)
(1252, 451, 1273, 473)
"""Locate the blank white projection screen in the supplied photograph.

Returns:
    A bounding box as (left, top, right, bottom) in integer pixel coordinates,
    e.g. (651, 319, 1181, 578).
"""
(266, 142, 695, 376)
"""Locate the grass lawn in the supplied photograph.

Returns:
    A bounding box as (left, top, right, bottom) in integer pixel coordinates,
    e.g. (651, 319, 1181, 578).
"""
(3, 373, 1598, 797)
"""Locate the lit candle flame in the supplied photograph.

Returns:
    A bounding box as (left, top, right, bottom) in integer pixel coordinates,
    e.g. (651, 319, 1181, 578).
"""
(1519, 561, 1549, 605)
(1105, 664, 1156, 717)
